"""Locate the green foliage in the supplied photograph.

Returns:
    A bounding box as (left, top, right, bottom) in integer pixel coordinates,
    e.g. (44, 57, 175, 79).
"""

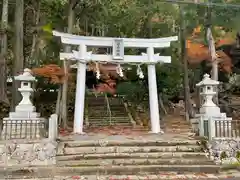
(116, 81, 147, 107)
(42, 24, 53, 34)
(236, 151, 240, 159)
(116, 51, 183, 105)
(156, 57, 183, 98)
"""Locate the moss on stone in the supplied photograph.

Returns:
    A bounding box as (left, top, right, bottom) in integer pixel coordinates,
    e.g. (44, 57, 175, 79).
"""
(220, 151, 227, 160)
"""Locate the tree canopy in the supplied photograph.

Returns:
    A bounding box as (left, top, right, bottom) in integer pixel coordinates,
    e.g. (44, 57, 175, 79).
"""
(1, 0, 240, 117)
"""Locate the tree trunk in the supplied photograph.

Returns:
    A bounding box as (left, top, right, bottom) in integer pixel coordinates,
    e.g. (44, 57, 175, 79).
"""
(179, 5, 193, 120)
(11, 0, 24, 110)
(147, 0, 153, 38)
(159, 93, 167, 115)
(206, 0, 218, 104)
(29, 0, 41, 67)
(0, 0, 9, 105)
(60, 0, 75, 129)
(55, 85, 62, 115)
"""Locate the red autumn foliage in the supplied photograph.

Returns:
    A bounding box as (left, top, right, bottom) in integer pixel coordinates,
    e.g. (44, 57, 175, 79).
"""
(31, 64, 65, 84)
(186, 39, 233, 73)
(186, 40, 211, 63)
(94, 79, 116, 94)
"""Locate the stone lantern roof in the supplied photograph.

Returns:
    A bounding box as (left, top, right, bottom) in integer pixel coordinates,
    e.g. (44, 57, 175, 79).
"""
(15, 68, 36, 81)
(196, 74, 219, 87)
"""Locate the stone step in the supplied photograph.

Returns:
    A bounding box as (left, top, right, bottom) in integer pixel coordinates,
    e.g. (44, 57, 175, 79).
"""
(88, 111, 127, 115)
(60, 145, 202, 155)
(87, 121, 130, 124)
(4, 166, 219, 176)
(88, 116, 129, 119)
(87, 123, 132, 127)
(90, 114, 125, 116)
(88, 109, 126, 113)
(110, 114, 128, 117)
(88, 120, 130, 123)
(57, 152, 207, 161)
(86, 97, 105, 100)
(84, 126, 146, 132)
(40, 165, 220, 174)
(62, 139, 198, 147)
(109, 106, 125, 109)
(88, 110, 126, 112)
(57, 158, 215, 167)
(163, 125, 191, 128)
(87, 119, 130, 122)
(1, 169, 224, 179)
(87, 121, 130, 123)
(88, 117, 129, 119)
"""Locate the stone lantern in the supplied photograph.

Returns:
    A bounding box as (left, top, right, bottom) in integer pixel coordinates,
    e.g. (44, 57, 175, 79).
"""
(195, 74, 232, 139)
(14, 68, 37, 113)
(8, 68, 40, 118)
(196, 74, 220, 116)
(2, 68, 45, 139)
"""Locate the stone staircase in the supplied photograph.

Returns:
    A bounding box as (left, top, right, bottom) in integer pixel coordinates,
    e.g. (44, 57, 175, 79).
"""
(55, 137, 220, 176)
(161, 115, 193, 134)
(85, 95, 132, 127)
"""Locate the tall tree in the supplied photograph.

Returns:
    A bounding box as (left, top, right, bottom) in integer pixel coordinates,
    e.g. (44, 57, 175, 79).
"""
(206, 0, 218, 104)
(59, 0, 75, 129)
(0, 0, 9, 105)
(11, 0, 24, 109)
(180, 5, 193, 121)
(29, 0, 41, 67)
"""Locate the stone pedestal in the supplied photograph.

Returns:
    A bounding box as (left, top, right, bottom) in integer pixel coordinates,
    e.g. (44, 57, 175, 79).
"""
(2, 117, 46, 140)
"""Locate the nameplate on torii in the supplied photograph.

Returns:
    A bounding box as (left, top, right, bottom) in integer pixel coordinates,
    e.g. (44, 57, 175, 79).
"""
(112, 38, 124, 60)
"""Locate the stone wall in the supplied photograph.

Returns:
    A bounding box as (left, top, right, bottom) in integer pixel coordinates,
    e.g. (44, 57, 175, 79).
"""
(0, 139, 57, 167)
(207, 138, 240, 165)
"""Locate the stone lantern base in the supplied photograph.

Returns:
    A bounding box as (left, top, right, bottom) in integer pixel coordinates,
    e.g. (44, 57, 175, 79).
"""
(9, 111, 40, 119)
(15, 104, 36, 113)
(199, 105, 221, 116)
(1, 117, 47, 140)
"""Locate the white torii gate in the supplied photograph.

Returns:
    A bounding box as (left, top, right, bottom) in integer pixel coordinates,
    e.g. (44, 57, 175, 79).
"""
(53, 31, 178, 134)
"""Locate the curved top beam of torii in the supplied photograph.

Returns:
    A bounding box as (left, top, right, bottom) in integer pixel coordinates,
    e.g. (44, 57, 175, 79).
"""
(53, 31, 178, 64)
(53, 31, 178, 48)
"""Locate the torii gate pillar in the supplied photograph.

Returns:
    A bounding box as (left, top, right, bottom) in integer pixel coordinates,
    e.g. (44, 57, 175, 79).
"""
(147, 47, 161, 133)
(74, 44, 87, 134)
